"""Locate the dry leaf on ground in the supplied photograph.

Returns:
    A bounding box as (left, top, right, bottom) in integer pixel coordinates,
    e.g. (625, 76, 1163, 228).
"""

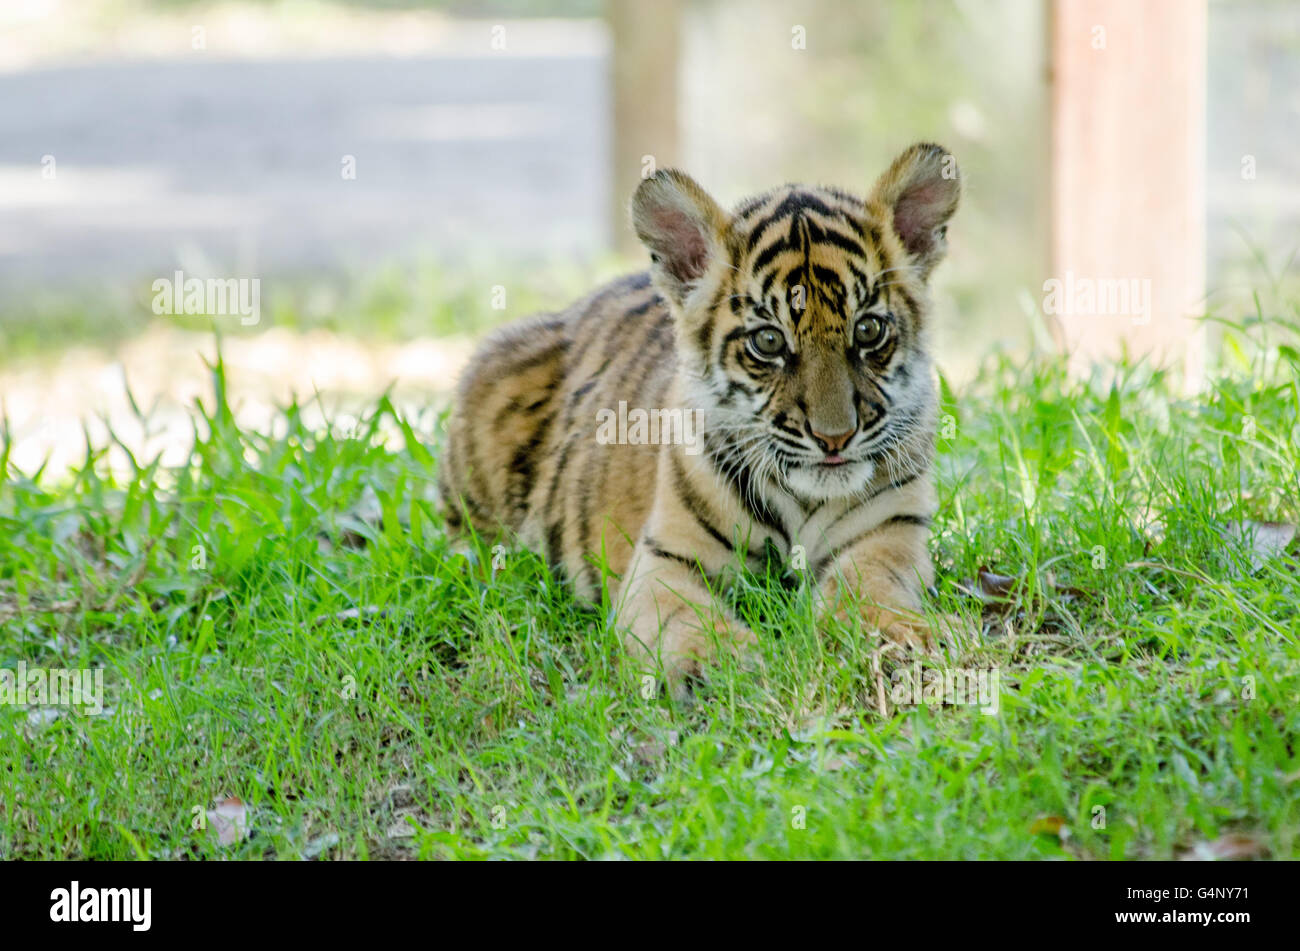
(1221, 520, 1297, 573)
(1178, 834, 1269, 861)
(207, 797, 250, 846)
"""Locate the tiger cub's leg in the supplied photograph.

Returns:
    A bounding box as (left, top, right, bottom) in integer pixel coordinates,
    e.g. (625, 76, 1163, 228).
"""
(618, 552, 758, 698)
(817, 516, 936, 651)
(615, 455, 758, 699)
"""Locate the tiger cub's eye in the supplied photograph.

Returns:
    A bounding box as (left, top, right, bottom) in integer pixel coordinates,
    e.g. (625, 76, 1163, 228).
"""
(749, 327, 786, 357)
(854, 314, 889, 350)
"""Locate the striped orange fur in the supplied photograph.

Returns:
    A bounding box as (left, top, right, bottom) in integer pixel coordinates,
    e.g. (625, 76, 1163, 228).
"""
(440, 143, 961, 696)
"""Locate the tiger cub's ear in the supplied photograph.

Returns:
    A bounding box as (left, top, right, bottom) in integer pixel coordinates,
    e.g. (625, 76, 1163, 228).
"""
(631, 169, 729, 306)
(869, 142, 961, 281)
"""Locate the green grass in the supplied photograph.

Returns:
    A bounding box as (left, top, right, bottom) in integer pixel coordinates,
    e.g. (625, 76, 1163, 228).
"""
(1, 307, 1298, 860)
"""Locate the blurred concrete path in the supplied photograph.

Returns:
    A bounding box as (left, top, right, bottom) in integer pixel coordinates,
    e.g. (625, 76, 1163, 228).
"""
(0, 43, 608, 295)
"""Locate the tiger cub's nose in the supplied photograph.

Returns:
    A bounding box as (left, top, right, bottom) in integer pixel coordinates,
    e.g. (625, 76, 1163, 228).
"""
(811, 428, 855, 453)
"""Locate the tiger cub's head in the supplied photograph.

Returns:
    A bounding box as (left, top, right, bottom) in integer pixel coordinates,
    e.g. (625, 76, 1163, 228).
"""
(631, 143, 960, 502)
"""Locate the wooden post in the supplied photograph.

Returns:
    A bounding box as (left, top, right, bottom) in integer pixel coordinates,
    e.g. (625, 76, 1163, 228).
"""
(608, 0, 681, 256)
(1050, 0, 1207, 386)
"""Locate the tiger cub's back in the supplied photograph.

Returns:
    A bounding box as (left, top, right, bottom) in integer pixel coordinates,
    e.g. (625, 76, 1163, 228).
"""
(439, 272, 675, 599)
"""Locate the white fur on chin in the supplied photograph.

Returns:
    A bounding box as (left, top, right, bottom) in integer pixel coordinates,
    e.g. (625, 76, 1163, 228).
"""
(782, 458, 876, 501)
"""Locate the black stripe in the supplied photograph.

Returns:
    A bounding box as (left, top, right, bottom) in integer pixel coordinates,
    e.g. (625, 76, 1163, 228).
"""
(598, 295, 656, 365)
(576, 436, 600, 588)
(444, 487, 494, 538)
(821, 470, 925, 538)
(497, 337, 568, 378)
(815, 513, 931, 577)
(723, 378, 758, 403)
(545, 520, 564, 569)
(506, 410, 556, 516)
(846, 261, 872, 298)
(812, 264, 843, 292)
(720, 325, 750, 347)
(694, 308, 717, 356)
(856, 399, 887, 432)
(885, 565, 911, 592)
(750, 238, 788, 280)
(623, 295, 663, 318)
(744, 192, 841, 252)
(897, 287, 920, 318)
(658, 603, 689, 628)
(866, 470, 922, 502)
(887, 514, 931, 527)
(569, 273, 652, 367)
(542, 434, 578, 534)
(810, 225, 866, 258)
(491, 379, 558, 430)
(704, 432, 790, 547)
(570, 368, 606, 403)
(670, 452, 742, 557)
(439, 477, 464, 529)
(733, 194, 768, 220)
(822, 185, 864, 206)
(642, 536, 706, 575)
(461, 435, 493, 536)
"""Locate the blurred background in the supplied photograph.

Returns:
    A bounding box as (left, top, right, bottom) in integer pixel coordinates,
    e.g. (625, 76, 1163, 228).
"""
(0, 0, 1297, 473)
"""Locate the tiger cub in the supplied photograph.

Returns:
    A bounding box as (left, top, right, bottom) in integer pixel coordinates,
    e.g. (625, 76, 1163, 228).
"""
(440, 142, 960, 694)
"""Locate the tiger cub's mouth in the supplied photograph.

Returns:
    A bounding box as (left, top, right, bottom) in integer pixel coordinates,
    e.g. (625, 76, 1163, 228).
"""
(778, 444, 878, 500)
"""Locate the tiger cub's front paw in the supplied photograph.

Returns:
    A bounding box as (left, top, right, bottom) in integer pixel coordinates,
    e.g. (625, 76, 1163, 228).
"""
(877, 612, 936, 652)
(626, 617, 759, 703)
(869, 609, 977, 655)
(827, 601, 933, 653)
